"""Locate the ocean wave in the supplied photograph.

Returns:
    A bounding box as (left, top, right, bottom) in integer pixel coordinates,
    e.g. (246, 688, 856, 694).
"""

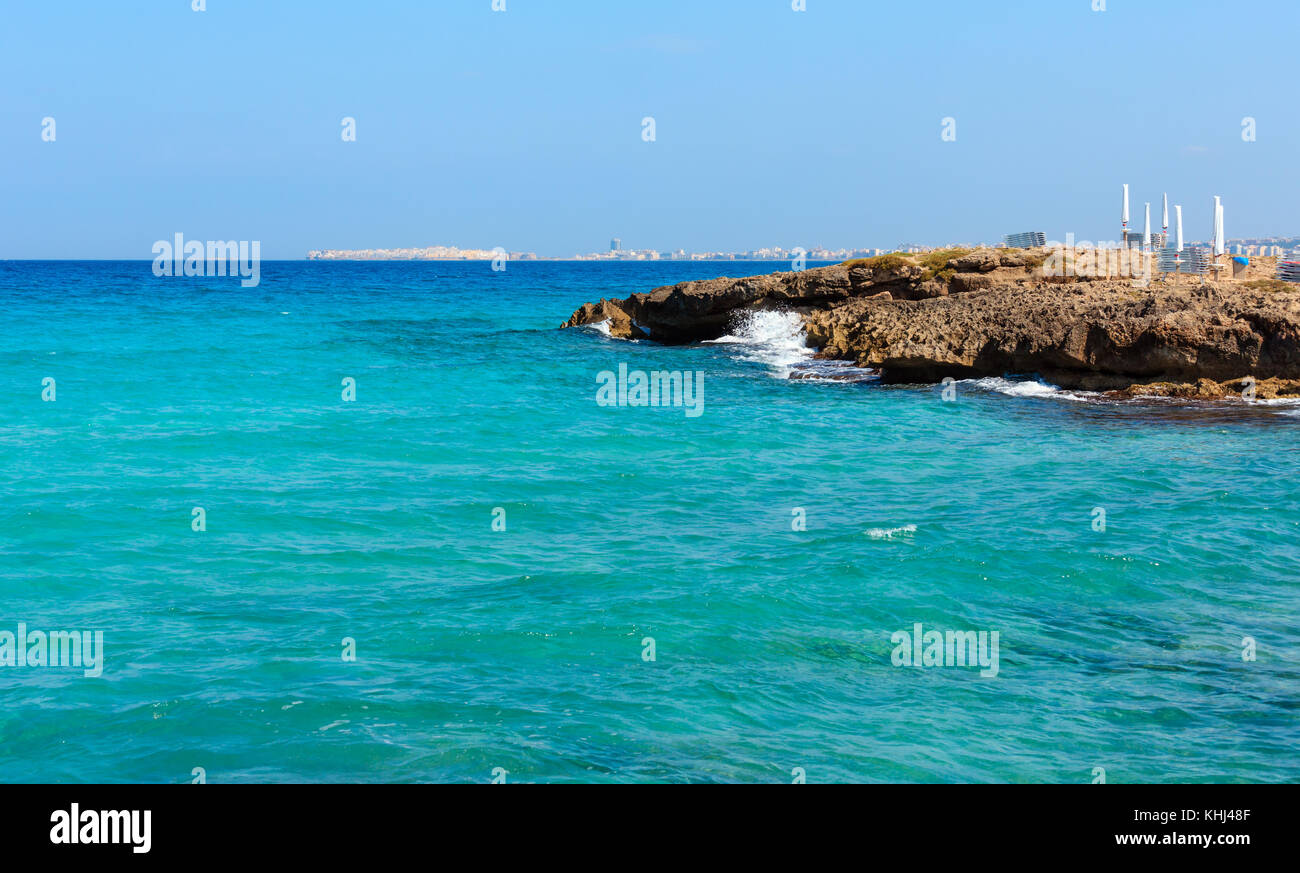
(705, 309, 876, 381)
(962, 376, 1300, 416)
(865, 524, 917, 540)
(961, 376, 1100, 403)
(578, 319, 644, 342)
(789, 359, 880, 383)
(1246, 396, 1300, 407)
(705, 310, 812, 375)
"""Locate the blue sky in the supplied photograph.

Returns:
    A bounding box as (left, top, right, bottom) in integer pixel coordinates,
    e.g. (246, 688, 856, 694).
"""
(3, 0, 1296, 258)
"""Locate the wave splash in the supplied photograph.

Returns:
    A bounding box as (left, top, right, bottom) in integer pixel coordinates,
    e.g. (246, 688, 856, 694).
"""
(866, 524, 917, 540)
(962, 376, 1098, 403)
(705, 309, 875, 381)
(965, 376, 1300, 414)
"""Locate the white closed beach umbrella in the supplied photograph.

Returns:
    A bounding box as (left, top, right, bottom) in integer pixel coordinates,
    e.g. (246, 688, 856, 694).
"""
(1143, 202, 1151, 249)
(1162, 193, 1169, 236)
(1175, 205, 1183, 252)
(1122, 184, 1130, 240)
(1212, 196, 1225, 256)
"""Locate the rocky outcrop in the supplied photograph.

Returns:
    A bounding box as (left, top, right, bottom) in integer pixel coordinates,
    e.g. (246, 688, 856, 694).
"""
(561, 298, 647, 339)
(804, 281, 1300, 394)
(561, 248, 1300, 399)
(562, 266, 857, 343)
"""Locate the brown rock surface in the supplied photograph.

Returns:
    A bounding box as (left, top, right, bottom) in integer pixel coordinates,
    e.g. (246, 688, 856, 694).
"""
(562, 267, 857, 343)
(560, 298, 647, 339)
(804, 281, 1300, 394)
(561, 248, 1300, 398)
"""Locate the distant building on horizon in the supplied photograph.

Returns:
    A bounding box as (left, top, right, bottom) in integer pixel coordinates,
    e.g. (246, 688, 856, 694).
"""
(610, 238, 621, 252)
(1004, 232, 1046, 249)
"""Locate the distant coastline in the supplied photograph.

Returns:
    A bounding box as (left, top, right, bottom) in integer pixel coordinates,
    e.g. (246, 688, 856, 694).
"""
(307, 237, 1300, 263)
(303, 254, 845, 262)
(305, 243, 918, 262)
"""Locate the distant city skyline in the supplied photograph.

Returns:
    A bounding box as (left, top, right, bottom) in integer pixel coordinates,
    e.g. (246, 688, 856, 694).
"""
(305, 242, 907, 262)
(4, 0, 1298, 258)
(304, 234, 1300, 263)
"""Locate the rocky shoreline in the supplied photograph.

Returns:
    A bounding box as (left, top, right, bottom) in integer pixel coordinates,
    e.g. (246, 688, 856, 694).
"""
(561, 248, 1300, 400)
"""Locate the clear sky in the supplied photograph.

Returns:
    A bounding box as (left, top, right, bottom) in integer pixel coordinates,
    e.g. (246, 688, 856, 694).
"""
(3, 0, 1297, 258)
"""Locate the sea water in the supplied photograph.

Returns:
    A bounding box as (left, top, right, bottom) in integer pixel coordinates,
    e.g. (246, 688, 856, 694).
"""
(1, 260, 1297, 783)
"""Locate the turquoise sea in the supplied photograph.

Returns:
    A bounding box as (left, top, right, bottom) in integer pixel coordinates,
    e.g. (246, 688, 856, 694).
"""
(1, 260, 1297, 783)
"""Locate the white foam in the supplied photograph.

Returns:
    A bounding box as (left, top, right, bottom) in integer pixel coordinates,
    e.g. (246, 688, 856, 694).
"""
(703, 308, 879, 381)
(705, 310, 814, 377)
(963, 376, 1098, 402)
(1248, 396, 1300, 407)
(580, 318, 646, 341)
(789, 359, 880, 383)
(865, 524, 917, 540)
(1245, 397, 1300, 416)
(964, 376, 1300, 412)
